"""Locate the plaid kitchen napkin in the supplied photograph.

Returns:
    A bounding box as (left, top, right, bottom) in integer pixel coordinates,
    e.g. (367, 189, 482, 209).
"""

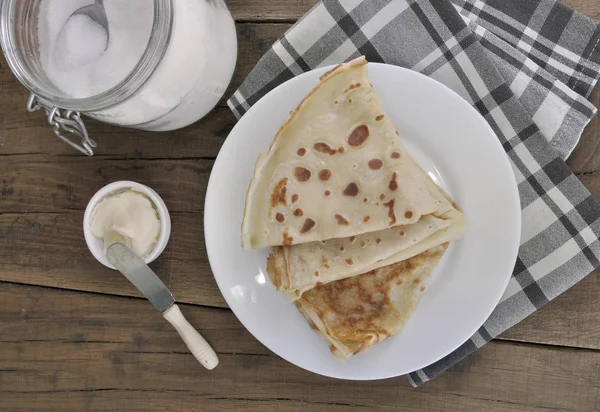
(227, 0, 600, 386)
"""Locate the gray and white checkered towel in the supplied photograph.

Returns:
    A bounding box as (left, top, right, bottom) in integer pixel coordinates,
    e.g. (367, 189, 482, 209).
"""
(227, 0, 600, 386)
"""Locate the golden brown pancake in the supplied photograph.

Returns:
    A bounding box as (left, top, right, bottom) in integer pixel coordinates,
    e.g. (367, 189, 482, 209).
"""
(295, 244, 448, 360)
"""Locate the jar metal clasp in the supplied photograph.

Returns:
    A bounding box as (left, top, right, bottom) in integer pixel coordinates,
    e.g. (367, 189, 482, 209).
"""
(27, 94, 97, 156)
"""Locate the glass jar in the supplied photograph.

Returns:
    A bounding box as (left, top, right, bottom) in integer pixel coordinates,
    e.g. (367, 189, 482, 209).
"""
(0, 0, 238, 155)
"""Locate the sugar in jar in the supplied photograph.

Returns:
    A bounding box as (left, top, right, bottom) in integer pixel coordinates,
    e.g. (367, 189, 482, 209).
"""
(0, 0, 238, 155)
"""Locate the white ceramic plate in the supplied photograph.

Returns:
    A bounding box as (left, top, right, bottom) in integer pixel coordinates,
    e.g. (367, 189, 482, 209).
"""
(205, 63, 520, 380)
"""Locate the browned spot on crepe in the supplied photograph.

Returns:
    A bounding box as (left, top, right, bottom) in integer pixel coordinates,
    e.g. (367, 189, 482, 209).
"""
(270, 178, 288, 208)
(291, 193, 299, 203)
(395, 130, 399, 136)
(376, 238, 381, 244)
(345, 258, 354, 265)
(325, 190, 331, 196)
(420, 286, 425, 292)
(391, 151, 401, 159)
(294, 167, 311, 182)
(379, 194, 385, 200)
(338, 147, 345, 154)
(389, 172, 398, 191)
(334, 214, 349, 225)
(340, 246, 344, 251)
(344, 83, 361, 93)
(315, 271, 320, 277)
(343, 182, 359, 197)
(399, 230, 405, 236)
(405, 210, 413, 219)
(363, 198, 368, 203)
(413, 278, 420, 284)
(282, 230, 293, 245)
(313, 142, 337, 155)
(348, 125, 369, 147)
(275, 213, 285, 223)
(334, 100, 339, 104)
(348, 98, 353, 103)
(368, 158, 383, 170)
(360, 241, 366, 247)
(319, 169, 332, 181)
(297, 148, 306, 156)
(363, 216, 370, 223)
(375, 114, 385, 121)
(383, 199, 396, 225)
(320, 255, 329, 270)
(349, 236, 356, 244)
(293, 208, 303, 217)
(300, 218, 316, 234)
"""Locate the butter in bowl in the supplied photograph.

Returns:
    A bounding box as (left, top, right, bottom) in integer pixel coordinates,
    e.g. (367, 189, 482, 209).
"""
(84, 181, 171, 269)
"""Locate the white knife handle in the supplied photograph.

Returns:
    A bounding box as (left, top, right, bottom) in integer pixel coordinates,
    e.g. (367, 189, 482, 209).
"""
(163, 304, 219, 370)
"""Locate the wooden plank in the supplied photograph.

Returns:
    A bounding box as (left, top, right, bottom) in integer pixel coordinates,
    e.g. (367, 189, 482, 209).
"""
(0, 282, 599, 412)
(0, 157, 212, 213)
(500, 270, 600, 350)
(0, 105, 235, 160)
(568, 85, 600, 174)
(0, 211, 227, 308)
(561, 0, 600, 21)
(228, 0, 316, 21)
(1, 209, 600, 349)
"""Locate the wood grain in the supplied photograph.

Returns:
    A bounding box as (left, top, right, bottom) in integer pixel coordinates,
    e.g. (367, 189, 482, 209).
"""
(567, 86, 600, 174)
(561, 0, 600, 20)
(0, 282, 599, 412)
(0, 211, 227, 308)
(228, 0, 316, 21)
(499, 269, 600, 350)
(0, 157, 211, 213)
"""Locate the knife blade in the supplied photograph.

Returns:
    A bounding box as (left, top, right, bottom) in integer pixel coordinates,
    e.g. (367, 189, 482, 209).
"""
(106, 242, 219, 370)
(107, 242, 174, 312)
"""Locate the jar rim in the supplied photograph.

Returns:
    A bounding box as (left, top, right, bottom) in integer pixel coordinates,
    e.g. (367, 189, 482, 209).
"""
(0, 0, 173, 112)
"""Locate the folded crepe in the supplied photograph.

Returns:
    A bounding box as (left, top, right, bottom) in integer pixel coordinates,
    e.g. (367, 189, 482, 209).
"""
(267, 178, 466, 300)
(242, 56, 441, 250)
(296, 244, 448, 360)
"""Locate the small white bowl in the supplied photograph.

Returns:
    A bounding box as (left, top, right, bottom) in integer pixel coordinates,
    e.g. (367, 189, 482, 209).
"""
(83, 181, 171, 270)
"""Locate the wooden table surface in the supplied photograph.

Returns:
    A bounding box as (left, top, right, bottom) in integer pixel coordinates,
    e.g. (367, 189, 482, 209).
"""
(1, 1, 599, 411)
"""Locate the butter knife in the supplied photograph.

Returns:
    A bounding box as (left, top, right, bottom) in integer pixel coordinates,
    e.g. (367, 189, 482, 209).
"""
(106, 242, 219, 370)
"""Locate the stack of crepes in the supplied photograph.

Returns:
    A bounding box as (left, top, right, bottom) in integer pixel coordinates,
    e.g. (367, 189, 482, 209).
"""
(241, 56, 467, 360)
